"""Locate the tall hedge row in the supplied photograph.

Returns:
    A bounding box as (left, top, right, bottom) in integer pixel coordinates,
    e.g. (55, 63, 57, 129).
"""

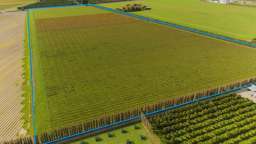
(19, 0, 76, 10)
(3, 78, 256, 144)
(37, 78, 256, 143)
(19, 0, 134, 9)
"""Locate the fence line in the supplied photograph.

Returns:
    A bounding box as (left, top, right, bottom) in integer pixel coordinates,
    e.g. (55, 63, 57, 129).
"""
(39, 78, 256, 144)
(26, 9, 37, 144)
(1, 79, 255, 144)
(90, 4, 256, 48)
(141, 113, 161, 144)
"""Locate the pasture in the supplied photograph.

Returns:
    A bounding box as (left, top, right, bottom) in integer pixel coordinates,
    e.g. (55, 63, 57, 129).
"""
(72, 123, 151, 144)
(103, 0, 256, 41)
(29, 6, 256, 133)
(150, 94, 256, 143)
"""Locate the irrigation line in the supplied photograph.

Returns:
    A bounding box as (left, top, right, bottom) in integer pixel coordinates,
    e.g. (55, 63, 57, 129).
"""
(26, 9, 37, 144)
(43, 83, 252, 144)
(90, 5, 256, 48)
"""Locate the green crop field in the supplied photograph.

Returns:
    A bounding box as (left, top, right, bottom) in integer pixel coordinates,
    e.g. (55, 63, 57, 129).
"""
(150, 94, 256, 143)
(29, 6, 256, 133)
(102, 0, 256, 41)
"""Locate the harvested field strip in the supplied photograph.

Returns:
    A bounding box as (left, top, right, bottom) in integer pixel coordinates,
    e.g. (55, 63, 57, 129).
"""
(0, 12, 25, 142)
(30, 7, 256, 133)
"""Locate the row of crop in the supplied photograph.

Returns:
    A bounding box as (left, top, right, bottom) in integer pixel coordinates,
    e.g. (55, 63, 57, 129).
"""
(2, 137, 33, 144)
(149, 94, 256, 144)
(161, 100, 253, 138)
(3, 78, 255, 144)
(35, 78, 256, 143)
(154, 97, 253, 138)
(180, 105, 256, 143)
(153, 94, 240, 128)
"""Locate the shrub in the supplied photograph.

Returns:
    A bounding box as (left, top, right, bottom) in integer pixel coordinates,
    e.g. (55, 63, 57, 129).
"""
(140, 135, 147, 140)
(95, 136, 102, 142)
(121, 129, 128, 134)
(126, 139, 134, 144)
(108, 132, 115, 138)
(80, 141, 89, 144)
(134, 125, 141, 130)
(252, 38, 256, 43)
(116, 4, 151, 12)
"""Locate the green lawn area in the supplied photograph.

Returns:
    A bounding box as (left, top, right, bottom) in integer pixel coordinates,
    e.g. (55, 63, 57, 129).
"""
(0, 0, 35, 10)
(102, 0, 256, 41)
(29, 6, 256, 134)
(71, 123, 152, 144)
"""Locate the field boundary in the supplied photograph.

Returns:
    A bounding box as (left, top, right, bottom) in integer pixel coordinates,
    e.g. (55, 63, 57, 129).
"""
(23, 4, 256, 48)
(89, 4, 256, 48)
(41, 79, 255, 144)
(26, 9, 37, 144)
(24, 4, 82, 10)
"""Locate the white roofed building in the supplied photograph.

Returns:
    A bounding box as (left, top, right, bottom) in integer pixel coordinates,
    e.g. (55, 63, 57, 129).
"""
(248, 84, 256, 92)
(209, 0, 236, 4)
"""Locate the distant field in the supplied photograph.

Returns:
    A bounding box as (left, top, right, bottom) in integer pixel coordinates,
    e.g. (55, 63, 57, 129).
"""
(150, 94, 256, 143)
(0, 0, 35, 10)
(32, 6, 110, 19)
(103, 0, 256, 41)
(29, 6, 256, 133)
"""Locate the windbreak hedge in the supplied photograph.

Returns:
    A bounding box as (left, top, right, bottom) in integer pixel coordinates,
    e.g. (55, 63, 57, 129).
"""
(19, 0, 133, 9)
(19, 0, 76, 10)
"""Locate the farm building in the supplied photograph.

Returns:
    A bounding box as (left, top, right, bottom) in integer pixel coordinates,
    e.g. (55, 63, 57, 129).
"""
(210, 0, 236, 4)
(248, 84, 256, 92)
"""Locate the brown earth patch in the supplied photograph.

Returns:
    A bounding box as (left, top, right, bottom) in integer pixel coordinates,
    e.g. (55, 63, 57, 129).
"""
(36, 13, 140, 32)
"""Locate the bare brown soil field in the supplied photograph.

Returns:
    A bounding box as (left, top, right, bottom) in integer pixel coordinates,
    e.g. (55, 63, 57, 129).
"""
(0, 12, 26, 142)
(36, 13, 138, 32)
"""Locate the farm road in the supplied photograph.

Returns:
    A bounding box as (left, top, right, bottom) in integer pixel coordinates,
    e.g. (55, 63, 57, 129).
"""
(0, 12, 25, 142)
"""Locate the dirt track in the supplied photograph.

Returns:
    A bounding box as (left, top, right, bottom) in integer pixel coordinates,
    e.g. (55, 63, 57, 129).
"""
(0, 12, 25, 142)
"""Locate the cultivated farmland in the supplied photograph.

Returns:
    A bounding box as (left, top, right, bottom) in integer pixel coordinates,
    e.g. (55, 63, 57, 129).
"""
(150, 94, 256, 143)
(103, 0, 256, 41)
(0, 12, 26, 142)
(29, 6, 256, 133)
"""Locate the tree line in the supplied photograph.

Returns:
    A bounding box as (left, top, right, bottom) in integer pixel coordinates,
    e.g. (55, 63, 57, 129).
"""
(3, 77, 256, 144)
